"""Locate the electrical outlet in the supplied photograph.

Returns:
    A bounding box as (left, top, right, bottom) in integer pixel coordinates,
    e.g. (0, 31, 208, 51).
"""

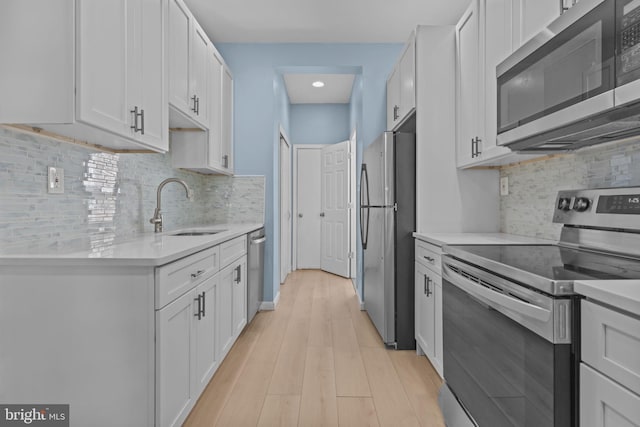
(48, 167, 64, 194)
(500, 176, 509, 196)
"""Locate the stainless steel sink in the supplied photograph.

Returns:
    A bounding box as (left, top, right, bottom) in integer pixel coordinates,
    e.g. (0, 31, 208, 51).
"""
(170, 230, 226, 236)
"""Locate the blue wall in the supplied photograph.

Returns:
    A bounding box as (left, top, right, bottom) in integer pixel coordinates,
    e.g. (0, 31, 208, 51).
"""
(290, 104, 350, 145)
(217, 43, 403, 304)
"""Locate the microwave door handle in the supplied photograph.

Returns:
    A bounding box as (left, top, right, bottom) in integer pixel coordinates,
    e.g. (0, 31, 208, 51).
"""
(442, 262, 552, 322)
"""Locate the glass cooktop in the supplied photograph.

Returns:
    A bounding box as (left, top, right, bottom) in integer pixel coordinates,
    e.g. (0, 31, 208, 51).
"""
(444, 244, 640, 295)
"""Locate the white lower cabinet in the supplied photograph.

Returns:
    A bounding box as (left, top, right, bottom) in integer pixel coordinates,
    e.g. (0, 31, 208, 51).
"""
(580, 300, 640, 427)
(231, 258, 247, 337)
(216, 263, 234, 359)
(156, 241, 248, 427)
(580, 364, 640, 427)
(217, 255, 248, 360)
(156, 288, 197, 427)
(193, 276, 219, 394)
(414, 239, 443, 378)
(415, 262, 435, 357)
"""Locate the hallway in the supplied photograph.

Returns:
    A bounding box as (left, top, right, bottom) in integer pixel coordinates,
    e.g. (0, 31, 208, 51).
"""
(184, 270, 445, 427)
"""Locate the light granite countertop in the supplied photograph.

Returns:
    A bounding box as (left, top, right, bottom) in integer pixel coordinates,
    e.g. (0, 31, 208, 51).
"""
(413, 232, 555, 247)
(0, 223, 263, 267)
(575, 280, 640, 317)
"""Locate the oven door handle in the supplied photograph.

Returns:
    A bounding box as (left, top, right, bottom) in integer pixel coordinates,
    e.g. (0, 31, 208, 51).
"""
(442, 262, 552, 323)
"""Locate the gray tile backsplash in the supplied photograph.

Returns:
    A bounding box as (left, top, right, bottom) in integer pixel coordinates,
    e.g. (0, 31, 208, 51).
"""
(0, 127, 264, 254)
(500, 138, 640, 240)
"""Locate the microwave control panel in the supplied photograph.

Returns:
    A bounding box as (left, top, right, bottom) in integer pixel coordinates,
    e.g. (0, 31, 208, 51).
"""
(621, 0, 640, 73)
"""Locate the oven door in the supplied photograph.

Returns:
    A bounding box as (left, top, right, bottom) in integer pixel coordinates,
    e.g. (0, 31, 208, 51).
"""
(496, 0, 615, 148)
(440, 255, 575, 427)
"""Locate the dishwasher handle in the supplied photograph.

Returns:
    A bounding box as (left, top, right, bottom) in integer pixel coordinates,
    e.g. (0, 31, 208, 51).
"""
(250, 236, 266, 245)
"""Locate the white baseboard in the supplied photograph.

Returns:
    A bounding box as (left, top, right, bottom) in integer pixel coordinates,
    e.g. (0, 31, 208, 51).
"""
(351, 279, 365, 310)
(259, 291, 280, 311)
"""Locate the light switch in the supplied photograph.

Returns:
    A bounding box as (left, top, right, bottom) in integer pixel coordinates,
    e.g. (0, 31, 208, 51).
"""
(500, 176, 509, 196)
(48, 167, 64, 194)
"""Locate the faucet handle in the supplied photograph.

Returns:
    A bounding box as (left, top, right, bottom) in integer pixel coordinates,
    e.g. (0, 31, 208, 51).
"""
(150, 210, 163, 232)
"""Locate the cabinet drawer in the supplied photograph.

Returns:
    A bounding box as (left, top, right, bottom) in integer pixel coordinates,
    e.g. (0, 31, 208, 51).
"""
(156, 246, 219, 309)
(582, 300, 640, 395)
(219, 235, 247, 268)
(415, 240, 441, 274)
(580, 363, 640, 427)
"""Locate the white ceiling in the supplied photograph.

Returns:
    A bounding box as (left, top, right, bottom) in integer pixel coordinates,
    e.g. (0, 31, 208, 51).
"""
(184, 0, 470, 43)
(183, 0, 470, 103)
(284, 74, 355, 104)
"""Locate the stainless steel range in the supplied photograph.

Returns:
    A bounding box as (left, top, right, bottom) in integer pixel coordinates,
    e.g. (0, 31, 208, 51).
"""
(439, 187, 640, 427)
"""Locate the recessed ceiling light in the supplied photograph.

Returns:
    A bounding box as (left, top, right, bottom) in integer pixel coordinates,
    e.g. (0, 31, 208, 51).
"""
(312, 81, 325, 88)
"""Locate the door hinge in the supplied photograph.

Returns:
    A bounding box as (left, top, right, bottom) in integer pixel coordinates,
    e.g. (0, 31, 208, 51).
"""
(348, 252, 354, 259)
(393, 203, 398, 211)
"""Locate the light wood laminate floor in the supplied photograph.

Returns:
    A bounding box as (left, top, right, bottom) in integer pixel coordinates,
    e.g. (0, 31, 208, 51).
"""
(184, 270, 445, 427)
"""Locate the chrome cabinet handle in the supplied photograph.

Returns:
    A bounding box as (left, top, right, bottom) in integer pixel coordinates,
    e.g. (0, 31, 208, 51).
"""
(393, 105, 399, 121)
(423, 255, 435, 263)
(201, 291, 206, 317)
(140, 108, 145, 135)
(191, 95, 197, 113)
(194, 294, 202, 320)
(130, 106, 143, 133)
(471, 137, 483, 158)
(423, 274, 433, 296)
(191, 269, 205, 279)
(235, 265, 242, 283)
(195, 96, 200, 115)
(222, 155, 229, 168)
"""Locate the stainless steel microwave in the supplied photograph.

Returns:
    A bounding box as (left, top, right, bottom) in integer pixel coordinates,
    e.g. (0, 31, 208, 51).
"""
(497, 0, 640, 152)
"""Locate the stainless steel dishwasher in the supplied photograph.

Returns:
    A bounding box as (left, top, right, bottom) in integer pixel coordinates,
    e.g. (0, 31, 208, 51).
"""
(247, 228, 265, 323)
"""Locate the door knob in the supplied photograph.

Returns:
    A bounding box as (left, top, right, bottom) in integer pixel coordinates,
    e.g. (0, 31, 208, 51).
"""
(298, 213, 303, 218)
(320, 212, 325, 217)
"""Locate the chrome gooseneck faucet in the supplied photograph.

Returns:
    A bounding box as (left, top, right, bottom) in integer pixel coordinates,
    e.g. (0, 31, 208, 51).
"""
(150, 178, 193, 233)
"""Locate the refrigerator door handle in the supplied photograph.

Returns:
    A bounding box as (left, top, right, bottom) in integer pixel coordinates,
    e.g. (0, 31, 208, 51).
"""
(360, 164, 370, 207)
(360, 163, 370, 249)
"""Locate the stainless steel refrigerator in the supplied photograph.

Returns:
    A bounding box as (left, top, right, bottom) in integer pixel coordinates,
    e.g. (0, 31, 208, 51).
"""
(360, 130, 416, 350)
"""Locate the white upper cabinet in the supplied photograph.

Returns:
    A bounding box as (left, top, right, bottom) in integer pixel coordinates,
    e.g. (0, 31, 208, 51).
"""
(0, 0, 168, 152)
(455, 0, 550, 168)
(169, 0, 234, 175)
(168, 0, 209, 128)
(171, 47, 234, 175)
(512, 0, 562, 50)
(168, 0, 192, 118)
(387, 34, 416, 130)
(190, 21, 211, 128)
(456, 1, 482, 167)
(221, 65, 234, 173)
(386, 67, 401, 130)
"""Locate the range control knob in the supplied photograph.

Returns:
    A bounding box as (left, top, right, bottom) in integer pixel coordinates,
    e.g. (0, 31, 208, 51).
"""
(573, 197, 591, 212)
(557, 197, 571, 211)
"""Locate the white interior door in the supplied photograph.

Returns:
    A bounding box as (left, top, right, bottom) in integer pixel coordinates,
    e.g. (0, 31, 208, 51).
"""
(280, 133, 291, 283)
(295, 147, 322, 269)
(321, 140, 351, 278)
